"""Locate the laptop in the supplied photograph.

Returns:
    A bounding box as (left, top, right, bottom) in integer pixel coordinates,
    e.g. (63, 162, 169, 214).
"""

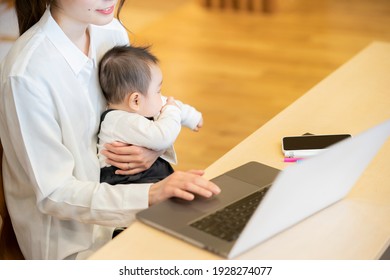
(136, 119, 390, 258)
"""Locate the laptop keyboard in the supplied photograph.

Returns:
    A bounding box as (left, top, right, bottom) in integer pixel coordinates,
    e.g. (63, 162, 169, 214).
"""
(190, 186, 270, 242)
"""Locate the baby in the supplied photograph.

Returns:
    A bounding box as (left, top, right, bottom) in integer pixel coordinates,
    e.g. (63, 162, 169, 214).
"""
(98, 45, 203, 185)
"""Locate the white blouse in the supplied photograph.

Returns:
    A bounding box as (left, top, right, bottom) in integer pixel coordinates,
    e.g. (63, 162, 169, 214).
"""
(0, 9, 151, 259)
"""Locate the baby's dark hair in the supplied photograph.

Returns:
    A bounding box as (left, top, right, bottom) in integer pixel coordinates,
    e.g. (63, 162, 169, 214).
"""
(99, 45, 159, 104)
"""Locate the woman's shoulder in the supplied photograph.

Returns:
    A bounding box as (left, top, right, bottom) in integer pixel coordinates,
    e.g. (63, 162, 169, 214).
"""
(1, 26, 46, 78)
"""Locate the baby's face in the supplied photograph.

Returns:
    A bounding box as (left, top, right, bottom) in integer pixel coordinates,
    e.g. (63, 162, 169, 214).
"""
(138, 64, 163, 118)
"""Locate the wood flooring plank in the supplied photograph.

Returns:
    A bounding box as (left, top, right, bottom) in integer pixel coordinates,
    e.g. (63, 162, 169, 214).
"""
(119, 0, 390, 171)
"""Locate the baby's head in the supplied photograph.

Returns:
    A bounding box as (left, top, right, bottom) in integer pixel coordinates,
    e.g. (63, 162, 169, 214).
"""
(99, 45, 163, 117)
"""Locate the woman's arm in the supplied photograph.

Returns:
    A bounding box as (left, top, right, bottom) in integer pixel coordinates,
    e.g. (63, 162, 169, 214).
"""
(149, 170, 221, 205)
(101, 142, 163, 175)
(2, 76, 150, 226)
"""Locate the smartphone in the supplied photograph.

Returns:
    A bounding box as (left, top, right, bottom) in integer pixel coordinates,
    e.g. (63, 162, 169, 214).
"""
(282, 134, 351, 158)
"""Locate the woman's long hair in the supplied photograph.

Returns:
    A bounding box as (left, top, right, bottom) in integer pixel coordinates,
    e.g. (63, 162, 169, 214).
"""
(15, 0, 49, 35)
(15, 0, 127, 36)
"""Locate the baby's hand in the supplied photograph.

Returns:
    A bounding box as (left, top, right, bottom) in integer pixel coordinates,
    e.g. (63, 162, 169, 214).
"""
(193, 117, 203, 132)
(164, 96, 179, 108)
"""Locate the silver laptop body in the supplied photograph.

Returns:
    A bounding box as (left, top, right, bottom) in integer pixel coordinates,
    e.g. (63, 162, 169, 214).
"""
(136, 119, 390, 258)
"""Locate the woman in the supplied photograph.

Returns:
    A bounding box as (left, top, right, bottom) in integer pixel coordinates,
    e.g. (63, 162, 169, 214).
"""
(0, 0, 220, 260)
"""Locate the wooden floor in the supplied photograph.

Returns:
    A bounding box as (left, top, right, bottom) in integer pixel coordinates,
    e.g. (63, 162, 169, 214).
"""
(121, 0, 390, 171)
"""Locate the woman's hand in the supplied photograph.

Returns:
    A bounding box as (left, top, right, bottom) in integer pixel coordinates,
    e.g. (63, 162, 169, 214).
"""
(101, 142, 162, 175)
(148, 170, 221, 206)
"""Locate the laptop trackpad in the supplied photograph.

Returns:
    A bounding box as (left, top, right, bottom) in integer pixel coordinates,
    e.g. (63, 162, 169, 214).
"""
(171, 175, 261, 214)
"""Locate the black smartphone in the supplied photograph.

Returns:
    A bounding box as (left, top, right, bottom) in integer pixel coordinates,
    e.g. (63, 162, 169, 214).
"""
(282, 134, 351, 158)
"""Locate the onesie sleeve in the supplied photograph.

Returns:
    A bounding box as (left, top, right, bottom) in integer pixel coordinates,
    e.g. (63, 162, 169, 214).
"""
(103, 105, 182, 151)
(161, 96, 202, 130)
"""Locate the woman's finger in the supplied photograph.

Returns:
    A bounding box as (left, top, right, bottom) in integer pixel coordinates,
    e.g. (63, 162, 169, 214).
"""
(183, 182, 213, 198)
(104, 142, 130, 155)
(104, 154, 130, 164)
(187, 170, 205, 176)
(171, 187, 195, 201)
(115, 167, 145, 175)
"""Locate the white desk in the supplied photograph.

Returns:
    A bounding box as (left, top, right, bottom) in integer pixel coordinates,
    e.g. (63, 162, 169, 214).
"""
(90, 41, 390, 260)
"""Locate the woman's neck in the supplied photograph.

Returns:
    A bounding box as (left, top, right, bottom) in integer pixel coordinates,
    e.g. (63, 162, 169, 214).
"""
(51, 8, 90, 56)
